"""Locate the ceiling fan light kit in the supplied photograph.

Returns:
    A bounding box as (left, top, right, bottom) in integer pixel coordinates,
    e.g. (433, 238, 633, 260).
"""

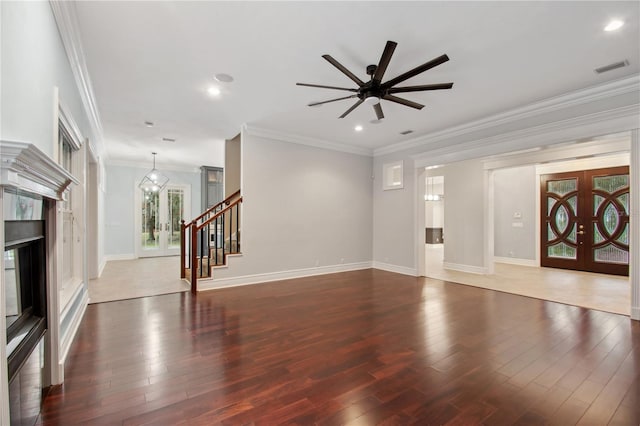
(297, 40, 453, 120)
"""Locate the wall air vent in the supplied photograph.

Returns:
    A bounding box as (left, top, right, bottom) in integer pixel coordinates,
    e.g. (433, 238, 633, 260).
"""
(400, 130, 414, 135)
(594, 60, 629, 74)
(162, 137, 176, 142)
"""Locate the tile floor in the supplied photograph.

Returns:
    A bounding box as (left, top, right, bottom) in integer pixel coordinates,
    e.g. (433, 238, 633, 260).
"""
(88, 256, 189, 303)
(425, 244, 630, 316)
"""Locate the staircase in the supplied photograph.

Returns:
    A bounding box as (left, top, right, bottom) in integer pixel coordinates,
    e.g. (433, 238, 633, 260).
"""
(180, 190, 242, 292)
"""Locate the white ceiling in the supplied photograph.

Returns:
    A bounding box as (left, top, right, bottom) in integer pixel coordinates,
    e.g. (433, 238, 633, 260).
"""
(73, 1, 640, 167)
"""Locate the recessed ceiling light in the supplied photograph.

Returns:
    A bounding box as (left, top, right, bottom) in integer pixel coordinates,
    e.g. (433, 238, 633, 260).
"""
(214, 73, 234, 83)
(207, 86, 221, 96)
(144, 121, 154, 127)
(604, 20, 624, 32)
(354, 125, 363, 132)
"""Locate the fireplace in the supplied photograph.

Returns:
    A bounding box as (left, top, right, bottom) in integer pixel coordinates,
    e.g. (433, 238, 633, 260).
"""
(1, 141, 78, 425)
(4, 191, 48, 424)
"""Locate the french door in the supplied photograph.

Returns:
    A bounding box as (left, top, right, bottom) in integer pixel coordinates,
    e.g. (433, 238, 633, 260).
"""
(138, 184, 190, 257)
(540, 166, 629, 276)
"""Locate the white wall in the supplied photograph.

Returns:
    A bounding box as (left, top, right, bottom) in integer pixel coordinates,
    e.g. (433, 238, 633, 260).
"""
(210, 133, 373, 284)
(493, 165, 537, 260)
(441, 159, 486, 268)
(0, 1, 93, 151)
(104, 164, 201, 257)
(372, 155, 416, 273)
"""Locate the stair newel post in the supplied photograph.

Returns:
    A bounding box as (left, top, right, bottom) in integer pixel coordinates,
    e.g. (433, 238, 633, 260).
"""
(190, 221, 198, 293)
(180, 220, 186, 279)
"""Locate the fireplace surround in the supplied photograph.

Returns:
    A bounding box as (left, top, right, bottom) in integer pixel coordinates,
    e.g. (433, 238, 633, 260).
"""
(1, 141, 78, 425)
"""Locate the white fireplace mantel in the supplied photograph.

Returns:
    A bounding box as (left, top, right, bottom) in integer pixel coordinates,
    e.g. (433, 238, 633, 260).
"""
(0, 140, 78, 198)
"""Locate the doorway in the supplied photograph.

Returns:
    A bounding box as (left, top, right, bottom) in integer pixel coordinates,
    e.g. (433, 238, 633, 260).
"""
(541, 166, 629, 276)
(137, 184, 190, 257)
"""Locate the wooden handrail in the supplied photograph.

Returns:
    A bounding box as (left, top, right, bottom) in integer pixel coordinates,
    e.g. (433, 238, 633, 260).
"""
(180, 193, 243, 292)
(193, 189, 241, 224)
(196, 197, 243, 231)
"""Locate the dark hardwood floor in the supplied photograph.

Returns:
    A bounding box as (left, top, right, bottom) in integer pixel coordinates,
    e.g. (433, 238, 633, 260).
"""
(38, 269, 640, 425)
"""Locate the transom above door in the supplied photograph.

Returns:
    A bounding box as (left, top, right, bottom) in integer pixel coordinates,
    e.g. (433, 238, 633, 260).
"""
(541, 166, 629, 276)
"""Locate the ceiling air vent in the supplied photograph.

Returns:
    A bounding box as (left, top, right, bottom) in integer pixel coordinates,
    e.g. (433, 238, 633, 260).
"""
(594, 60, 629, 74)
(400, 130, 414, 135)
(162, 137, 176, 142)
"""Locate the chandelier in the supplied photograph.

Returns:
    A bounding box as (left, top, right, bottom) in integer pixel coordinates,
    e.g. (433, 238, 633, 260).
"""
(139, 152, 169, 192)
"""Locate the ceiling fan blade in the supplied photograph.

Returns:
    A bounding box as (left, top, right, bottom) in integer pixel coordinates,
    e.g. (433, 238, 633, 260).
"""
(308, 95, 357, 106)
(372, 40, 397, 84)
(383, 94, 424, 110)
(296, 83, 358, 92)
(381, 54, 449, 89)
(373, 103, 384, 120)
(339, 99, 364, 118)
(388, 83, 454, 94)
(322, 54, 365, 87)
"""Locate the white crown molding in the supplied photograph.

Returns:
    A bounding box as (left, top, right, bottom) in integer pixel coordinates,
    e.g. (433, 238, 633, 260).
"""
(413, 104, 640, 169)
(243, 124, 373, 157)
(376, 75, 640, 157)
(0, 140, 79, 200)
(49, 1, 106, 160)
(105, 158, 200, 174)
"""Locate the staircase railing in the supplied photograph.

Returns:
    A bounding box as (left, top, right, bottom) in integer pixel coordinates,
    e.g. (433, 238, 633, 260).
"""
(180, 191, 242, 292)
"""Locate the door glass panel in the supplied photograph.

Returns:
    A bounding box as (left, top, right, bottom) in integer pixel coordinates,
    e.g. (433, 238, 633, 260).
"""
(547, 223, 557, 240)
(593, 224, 605, 244)
(548, 242, 576, 259)
(167, 189, 184, 249)
(547, 197, 555, 216)
(617, 223, 629, 245)
(142, 191, 160, 250)
(593, 194, 605, 215)
(567, 195, 577, 215)
(547, 179, 577, 196)
(566, 224, 577, 244)
(617, 193, 629, 214)
(593, 175, 628, 194)
(555, 204, 569, 234)
(602, 202, 619, 236)
(594, 244, 629, 264)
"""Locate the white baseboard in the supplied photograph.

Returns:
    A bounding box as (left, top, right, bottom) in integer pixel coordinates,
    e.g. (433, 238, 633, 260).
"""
(104, 253, 136, 262)
(631, 306, 640, 321)
(371, 261, 418, 276)
(493, 256, 537, 267)
(199, 261, 373, 291)
(443, 262, 488, 275)
(59, 286, 88, 365)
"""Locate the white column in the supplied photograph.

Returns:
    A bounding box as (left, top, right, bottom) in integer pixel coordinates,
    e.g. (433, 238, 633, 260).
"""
(630, 129, 640, 320)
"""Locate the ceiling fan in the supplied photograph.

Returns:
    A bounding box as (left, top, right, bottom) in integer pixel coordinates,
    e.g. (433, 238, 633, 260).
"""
(296, 40, 453, 120)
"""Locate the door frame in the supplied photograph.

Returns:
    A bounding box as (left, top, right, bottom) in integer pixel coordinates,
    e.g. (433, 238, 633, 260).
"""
(134, 183, 191, 258)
